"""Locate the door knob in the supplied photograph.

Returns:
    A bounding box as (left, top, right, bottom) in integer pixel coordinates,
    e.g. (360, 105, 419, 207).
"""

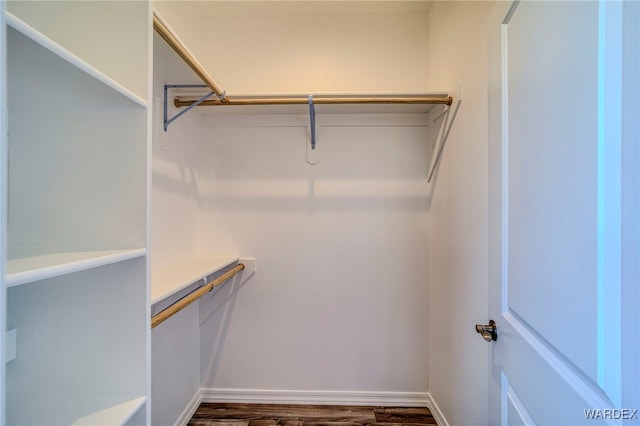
(475, 320, 497, 342)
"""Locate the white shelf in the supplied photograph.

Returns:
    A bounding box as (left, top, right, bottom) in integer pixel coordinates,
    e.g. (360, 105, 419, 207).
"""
(6, 11, 147, 108)
(74, 396, 146, 426)
(7, 394, 145, 426)
(168, 88, 452, 117)
(196, 101, 447, 116)
(6, 249, 146, 287)
(151, 256, 239, 306)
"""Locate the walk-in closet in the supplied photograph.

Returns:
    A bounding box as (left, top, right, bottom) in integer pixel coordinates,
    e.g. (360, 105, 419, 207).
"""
(149, 3, 459, 423)
(2, 1, 638, 425)
(2, 2, 469, 422)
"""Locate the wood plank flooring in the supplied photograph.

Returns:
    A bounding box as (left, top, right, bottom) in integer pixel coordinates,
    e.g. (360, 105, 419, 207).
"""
(188, 403, 437, 425)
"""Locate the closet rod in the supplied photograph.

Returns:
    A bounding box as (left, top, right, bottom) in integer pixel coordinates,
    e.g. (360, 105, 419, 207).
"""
(174, 96, 453, 108)
(151, 263, 245, 329)
(153, 11, 228, 102)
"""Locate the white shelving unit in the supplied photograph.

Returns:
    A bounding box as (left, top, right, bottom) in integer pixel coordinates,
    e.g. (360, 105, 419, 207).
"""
(2, 2, 150, 424)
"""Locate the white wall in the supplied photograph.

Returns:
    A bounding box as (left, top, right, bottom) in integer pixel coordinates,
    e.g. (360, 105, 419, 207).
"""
(150, 87, 203, 269)
(426, 1, 493, 425)
(150, 114, 433, 410)
(150, 0, 435, 405)
(154, 1, 430, 94)
(194, 113, 431, 400)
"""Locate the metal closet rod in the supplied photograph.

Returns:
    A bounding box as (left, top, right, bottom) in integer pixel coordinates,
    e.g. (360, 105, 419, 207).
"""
(174, 95, 454, 108)
(151, 263, 245, 329)
(153, 11, 229, 103)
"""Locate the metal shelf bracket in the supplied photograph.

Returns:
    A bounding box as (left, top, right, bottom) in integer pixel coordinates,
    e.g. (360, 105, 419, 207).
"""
(163, 84, 221, 131)
(427, 84, 463, 182)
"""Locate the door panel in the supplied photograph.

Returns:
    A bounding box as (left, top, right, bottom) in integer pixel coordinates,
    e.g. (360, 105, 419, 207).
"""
(488, 1, 637, 424)
(506, 0, 599, 382)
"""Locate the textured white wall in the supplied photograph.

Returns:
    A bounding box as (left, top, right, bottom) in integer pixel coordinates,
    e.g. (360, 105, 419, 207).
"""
(155, 1, 430, 94)
(150, 0, 459, 413)
(426, 2, 493, 425)
(150, 89, 203, 269)
(194, 114, 430, 397)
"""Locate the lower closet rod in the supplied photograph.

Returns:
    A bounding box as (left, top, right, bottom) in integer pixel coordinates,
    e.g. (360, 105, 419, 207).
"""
(151, 263, 245, 329)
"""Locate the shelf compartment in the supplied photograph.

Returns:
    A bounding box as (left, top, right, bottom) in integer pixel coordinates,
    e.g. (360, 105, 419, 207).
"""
(5, 7, 147, 105)
(7, 394, 145, 426)
(6, 248, 146, 287)
(6, 16, 146, 109)
(7, 25, 148, 259)
(7, 259, 147, 424)
(151, 256, 239, 314)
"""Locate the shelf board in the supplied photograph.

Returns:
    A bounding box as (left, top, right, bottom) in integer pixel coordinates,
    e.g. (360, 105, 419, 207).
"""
(151, 256, 239, 308)
(74, 396, 145, 426)
(6, 11, 147, 108)
(6, 249, 147, 287)
(197, 102, 445, 116)
(7, 394, 145, 426)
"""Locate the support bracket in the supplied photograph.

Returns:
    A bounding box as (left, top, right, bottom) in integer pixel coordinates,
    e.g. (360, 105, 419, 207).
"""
(427, 85, 463, 182)
(163, 84, 217, 131)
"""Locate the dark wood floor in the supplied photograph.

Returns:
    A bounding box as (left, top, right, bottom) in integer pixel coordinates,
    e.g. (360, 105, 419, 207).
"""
(188, 403, 437, 425)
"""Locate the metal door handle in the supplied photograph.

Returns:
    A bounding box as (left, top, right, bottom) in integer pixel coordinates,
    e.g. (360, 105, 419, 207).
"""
(475, 320, 497, 342)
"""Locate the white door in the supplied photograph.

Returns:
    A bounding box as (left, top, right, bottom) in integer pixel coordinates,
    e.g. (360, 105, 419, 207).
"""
(487, 1, 639, 424)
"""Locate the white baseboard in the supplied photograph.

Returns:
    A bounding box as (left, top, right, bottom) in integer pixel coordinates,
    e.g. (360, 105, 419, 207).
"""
(175, 390, 202, 426)
(200, 388, 429, 407)
(425, 392, 449, 426)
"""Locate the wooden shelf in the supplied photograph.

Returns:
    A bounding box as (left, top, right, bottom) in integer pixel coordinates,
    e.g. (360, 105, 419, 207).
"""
(151, 256, 239, 310)
(6, 249, 146, 287)
(7, 395, 145, 426)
